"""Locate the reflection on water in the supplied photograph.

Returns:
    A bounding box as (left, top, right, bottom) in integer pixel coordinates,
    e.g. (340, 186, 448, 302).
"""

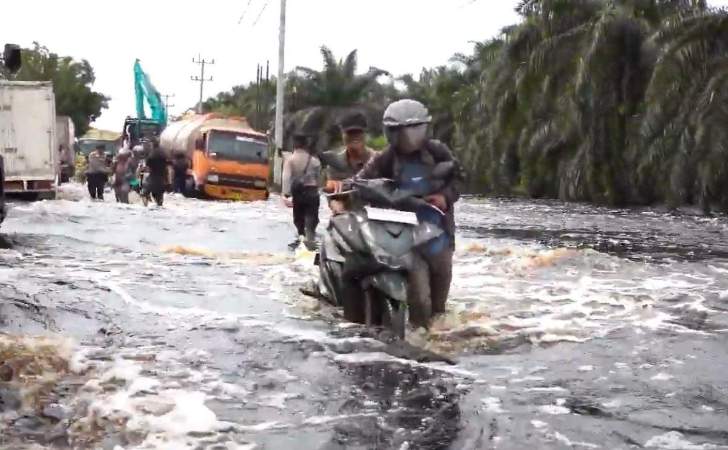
(0, 185, 727, 449)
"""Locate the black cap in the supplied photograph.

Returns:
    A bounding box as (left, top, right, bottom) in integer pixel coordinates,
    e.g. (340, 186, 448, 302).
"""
(339, 111, 368, 132)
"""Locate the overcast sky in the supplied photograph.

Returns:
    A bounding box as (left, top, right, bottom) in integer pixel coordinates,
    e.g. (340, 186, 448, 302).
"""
(4, 0, 728, 131)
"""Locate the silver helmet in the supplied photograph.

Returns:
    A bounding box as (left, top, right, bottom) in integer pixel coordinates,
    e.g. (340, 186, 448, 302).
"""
(382, 99, 432, 128)
(383, 99, 431, 153)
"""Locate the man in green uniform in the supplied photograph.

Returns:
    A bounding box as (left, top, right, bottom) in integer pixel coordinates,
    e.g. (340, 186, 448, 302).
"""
(321, 112, 375, 214)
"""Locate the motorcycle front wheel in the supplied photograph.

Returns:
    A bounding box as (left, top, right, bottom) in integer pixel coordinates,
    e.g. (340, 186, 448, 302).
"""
(365, 289, 407, 340)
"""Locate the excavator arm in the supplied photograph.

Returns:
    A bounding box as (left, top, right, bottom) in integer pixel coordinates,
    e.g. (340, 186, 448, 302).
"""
(134, 59, 167, 126)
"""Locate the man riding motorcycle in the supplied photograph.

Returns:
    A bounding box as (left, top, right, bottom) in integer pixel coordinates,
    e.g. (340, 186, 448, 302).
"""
(356, 99, 461, 327)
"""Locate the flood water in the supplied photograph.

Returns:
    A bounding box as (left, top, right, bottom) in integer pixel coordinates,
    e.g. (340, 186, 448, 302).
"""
(1, 185, 727, 449)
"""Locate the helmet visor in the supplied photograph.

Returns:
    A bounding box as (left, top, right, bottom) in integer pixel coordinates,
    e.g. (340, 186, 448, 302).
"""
(386, 124, 428, 154)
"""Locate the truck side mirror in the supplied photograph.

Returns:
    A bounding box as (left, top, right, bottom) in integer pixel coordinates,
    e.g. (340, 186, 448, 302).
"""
(3, 44, 21, 74)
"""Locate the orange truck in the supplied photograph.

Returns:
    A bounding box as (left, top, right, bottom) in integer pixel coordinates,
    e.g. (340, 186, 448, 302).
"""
(160, 114, 269, 201)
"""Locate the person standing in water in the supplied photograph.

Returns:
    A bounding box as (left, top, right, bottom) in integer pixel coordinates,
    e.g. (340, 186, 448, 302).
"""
(86, 145, 109, 201)
(111, 148, 134, 204)
(282, 132, 321, 249)
(171, 153, 189, 195)
(141, 139, 167, 207)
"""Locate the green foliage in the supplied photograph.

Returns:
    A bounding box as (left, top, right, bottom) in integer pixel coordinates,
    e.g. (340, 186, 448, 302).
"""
(204, 47, 392, 150)
(415, 0, 728, 211)
(2, 43, 109, 137)
(206, 2, 728, 212)
(202, 79, 276, 131)
(367, 135, 388, 150)
(294, 47, 389, 108)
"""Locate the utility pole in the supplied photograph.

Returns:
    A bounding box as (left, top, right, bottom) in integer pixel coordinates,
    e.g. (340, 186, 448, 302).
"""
(191, 55, 214, 114)
(274, 0, 286, 152)
(162, 94, 175, 117)
(256, 64, 261, 129)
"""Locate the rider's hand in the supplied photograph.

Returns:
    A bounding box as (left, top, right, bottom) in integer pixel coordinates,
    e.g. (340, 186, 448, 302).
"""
(325, 180, 343, 194)
(425, 194, 448, 212)
(283, 196, 293, 208)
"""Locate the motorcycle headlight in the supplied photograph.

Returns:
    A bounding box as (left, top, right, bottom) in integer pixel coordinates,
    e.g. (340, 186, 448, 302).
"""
(207, 174, 219, 183)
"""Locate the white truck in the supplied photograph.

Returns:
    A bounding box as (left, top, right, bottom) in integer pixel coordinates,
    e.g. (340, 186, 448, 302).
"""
(0, 81, 57, 199)
(56, 115, 75, 183)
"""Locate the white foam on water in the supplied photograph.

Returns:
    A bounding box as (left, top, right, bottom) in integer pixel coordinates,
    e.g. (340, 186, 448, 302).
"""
(302, 413, 377, 426)
(552, 432, 599, 449)
(131, 390, 218, 435)
(259, 393, 302, 409)
(651, 372, 674, 381)
(481, 397, 506, 413)
(645, 432, 718, 449)
(524, 387, 569, 393)
(100, 357, 142, 383)
(539, 404, 571, 415)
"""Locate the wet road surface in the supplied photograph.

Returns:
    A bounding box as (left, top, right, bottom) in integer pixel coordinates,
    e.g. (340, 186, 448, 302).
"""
(1, 186, 727, 449)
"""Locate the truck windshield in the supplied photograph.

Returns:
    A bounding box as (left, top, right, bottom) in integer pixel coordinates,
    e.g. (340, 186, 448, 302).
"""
(208, 131, 268, 164)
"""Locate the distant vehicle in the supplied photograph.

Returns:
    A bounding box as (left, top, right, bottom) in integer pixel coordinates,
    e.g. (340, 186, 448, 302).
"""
(78, 128, 122, 162)
(56, 116, 75, 183)
(123, 117, 162, 149)
(160, 114, 269, 201)
(0, 81, 58, 200)
(0, 43, 21, 223)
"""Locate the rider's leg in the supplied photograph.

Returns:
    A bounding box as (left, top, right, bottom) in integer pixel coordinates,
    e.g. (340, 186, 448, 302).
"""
(303, 195, 320, 246)
(407, 253, 432, 329)
(427, 248, 453, 316)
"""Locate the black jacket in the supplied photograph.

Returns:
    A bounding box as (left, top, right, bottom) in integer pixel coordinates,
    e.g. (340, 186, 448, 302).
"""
(357, 140, 461, 241)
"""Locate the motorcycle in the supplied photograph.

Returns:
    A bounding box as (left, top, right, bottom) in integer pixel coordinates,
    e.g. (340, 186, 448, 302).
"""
(317, 161, 455, 338)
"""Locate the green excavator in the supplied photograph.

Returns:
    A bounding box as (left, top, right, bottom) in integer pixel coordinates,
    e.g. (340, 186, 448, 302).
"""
(123, 59, 167, 148)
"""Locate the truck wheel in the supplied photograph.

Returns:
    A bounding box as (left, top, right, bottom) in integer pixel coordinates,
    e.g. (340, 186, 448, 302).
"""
(183, 177, 199, 198)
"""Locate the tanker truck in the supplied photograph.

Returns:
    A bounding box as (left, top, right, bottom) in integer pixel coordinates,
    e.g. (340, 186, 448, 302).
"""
(160, 114, 269, 201)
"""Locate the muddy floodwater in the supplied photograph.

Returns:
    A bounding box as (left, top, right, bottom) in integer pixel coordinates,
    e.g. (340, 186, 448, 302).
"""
(1, 184, 727, 450)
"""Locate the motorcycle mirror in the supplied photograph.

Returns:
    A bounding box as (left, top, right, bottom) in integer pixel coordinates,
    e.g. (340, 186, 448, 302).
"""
(430, 161, 455, 179)
(3, 44, 21, 74)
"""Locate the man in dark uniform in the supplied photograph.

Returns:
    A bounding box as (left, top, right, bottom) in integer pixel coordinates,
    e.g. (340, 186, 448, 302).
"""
(321, 111, 376, 214)
(141, 139, 167, 207)
(282, 132, 322, 249)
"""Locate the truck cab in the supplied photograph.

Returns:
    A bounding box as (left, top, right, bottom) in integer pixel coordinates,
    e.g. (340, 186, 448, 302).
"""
(161, 114, 269, 201)
(123, 117, 162, 148)
(194, 127, 269, 201)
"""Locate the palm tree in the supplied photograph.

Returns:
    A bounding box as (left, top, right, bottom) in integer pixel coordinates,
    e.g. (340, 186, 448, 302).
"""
(294, 47, 389, 108)
(283, 47, 391, 152)
(444, 0, 728, 211)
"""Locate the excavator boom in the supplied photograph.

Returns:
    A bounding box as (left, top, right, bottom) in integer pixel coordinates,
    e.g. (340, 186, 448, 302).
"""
(133, 60, 167, 126)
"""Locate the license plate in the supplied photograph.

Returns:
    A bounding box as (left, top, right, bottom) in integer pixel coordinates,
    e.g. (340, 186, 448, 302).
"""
(365, 207, 418, 225)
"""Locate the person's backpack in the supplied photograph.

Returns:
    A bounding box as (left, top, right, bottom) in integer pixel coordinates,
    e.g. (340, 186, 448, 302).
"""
(291, 154, 318, 202)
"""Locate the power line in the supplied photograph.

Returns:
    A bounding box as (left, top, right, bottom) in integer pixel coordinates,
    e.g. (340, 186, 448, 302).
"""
(252, 0, 270, 27)
(191, 55, 214, 114)
(238, 0, 255, 24)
